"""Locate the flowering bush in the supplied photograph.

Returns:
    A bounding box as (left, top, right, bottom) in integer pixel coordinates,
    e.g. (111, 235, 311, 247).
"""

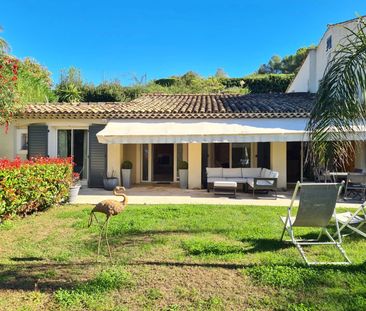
(0, 157, 73, 219)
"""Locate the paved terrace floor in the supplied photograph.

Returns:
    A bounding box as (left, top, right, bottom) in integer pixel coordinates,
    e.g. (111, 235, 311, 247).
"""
(76, 184, 360, 207)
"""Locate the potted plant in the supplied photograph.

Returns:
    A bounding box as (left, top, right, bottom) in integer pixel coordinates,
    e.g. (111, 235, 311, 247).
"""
(103, 170, 119, 191)
(69, 172, 81, 203)
(178, 160, 188, 189)
(121, 160, 133, 188)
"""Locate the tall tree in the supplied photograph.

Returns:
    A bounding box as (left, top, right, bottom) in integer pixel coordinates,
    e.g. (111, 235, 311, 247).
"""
(307, 17, 366, 170)
(258, 47, 315, 74)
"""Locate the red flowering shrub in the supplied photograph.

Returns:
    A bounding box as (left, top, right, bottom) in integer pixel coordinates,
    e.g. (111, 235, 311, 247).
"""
(0, 157, 73, 219)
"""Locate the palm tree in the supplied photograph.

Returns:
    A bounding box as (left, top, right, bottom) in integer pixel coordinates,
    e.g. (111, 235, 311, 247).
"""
(0, 26, 10, 54)
(306, 17, 366, 170)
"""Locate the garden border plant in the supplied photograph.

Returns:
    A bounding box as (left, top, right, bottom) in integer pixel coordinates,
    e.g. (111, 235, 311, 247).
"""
(0, 156, 73, 219)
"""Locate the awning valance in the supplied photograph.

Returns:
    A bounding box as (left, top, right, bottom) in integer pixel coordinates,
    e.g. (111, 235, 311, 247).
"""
(96, 119, 309, 144)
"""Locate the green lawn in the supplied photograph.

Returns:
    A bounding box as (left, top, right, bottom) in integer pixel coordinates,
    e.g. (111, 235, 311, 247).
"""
(0, 204, 366, 310)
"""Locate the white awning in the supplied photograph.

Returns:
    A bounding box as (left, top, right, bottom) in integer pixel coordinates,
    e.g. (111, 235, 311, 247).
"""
(96, 118, 309, 144)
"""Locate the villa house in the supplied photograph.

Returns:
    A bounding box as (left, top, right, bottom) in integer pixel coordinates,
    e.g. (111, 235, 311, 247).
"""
(1, 93, 314, 189)
(1, 16, 366, 191)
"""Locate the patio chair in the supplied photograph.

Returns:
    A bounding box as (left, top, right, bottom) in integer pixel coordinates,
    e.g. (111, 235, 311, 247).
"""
(335, 202, 366, 238)
(280, 181, 351, 265)
(344, 173, 366, 201)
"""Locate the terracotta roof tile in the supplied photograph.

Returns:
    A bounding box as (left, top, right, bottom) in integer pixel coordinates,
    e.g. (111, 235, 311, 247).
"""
(19, 93, 315, 120)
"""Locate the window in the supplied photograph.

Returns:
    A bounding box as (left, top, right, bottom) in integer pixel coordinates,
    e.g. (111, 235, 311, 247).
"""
(214, 143, 230, 167)
(232, 143, 251, 168)
(16, 129, 28, 154)
(326, 36, 332, 52)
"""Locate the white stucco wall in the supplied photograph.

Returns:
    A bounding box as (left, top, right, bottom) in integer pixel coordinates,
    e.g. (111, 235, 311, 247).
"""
(288, 18, 362, 93)
(0, 124, 16, 159)
(287, 53, 312, 93)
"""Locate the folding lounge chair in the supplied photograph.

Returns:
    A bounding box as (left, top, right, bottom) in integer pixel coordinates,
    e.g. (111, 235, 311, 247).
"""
(335, 203, 366, 238)
(280, 181, 351, 265)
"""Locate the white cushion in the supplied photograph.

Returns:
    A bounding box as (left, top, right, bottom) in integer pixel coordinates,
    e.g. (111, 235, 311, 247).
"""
(207, 177, 225, 183)
(242, 168, 262, 178)
(214, 181, 237, 188)
(269, 171, 279, 178)
(247, 178, 254, 188)
(223, 168, 242, 178)
(247, 178, 274, 188)
(257, 180, 274, 186)
(206, 167, 223, 178)
(224, 177, 247, 183)
(261, 168, 272, 178)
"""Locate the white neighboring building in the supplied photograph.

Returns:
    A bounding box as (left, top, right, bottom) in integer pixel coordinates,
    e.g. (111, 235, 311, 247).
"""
(287, 16, 364, 93)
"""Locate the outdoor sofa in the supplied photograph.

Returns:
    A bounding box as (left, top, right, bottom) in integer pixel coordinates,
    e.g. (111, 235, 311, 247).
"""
(206, 167, 279, 197)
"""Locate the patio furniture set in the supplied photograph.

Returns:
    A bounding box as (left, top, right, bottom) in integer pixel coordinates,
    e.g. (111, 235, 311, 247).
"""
(322, 170, 366, 201)
(206, 167, 279, 198)
(281, 181, 366, 265)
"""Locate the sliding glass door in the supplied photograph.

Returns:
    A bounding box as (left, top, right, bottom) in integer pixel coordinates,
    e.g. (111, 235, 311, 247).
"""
(57, 129, 88, 179)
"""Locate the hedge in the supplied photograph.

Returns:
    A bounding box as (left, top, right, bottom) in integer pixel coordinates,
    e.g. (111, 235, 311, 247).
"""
(0, 157, 73, 219)
(220, 74, 295, 93)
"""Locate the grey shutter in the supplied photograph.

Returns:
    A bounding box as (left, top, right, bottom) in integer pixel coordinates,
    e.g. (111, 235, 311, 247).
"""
(88, 124, 107, 188)
(28, 124, 48, 158)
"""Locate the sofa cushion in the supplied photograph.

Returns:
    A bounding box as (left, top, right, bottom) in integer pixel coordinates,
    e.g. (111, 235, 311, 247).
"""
(261, 168, 272, 178)
(269, 171, 279, 178)
(247, 178, 275, 188)
(242, 168, 262, 178)
(207, 177, 225, 183)
(257, 180, 275, 186)
(224, 177, 247, 183)
(223, 168, 242, 178)
(206, 167, 223, 178)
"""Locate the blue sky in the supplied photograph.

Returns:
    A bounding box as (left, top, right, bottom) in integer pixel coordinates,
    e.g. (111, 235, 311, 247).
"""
(1, 0, 365, 85)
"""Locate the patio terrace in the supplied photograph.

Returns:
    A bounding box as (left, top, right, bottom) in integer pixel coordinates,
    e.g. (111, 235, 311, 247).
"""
(75, 184, 360, 207)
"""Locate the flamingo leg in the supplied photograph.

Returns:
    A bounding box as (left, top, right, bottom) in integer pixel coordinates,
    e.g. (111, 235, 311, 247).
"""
(97, 217, 108, 262)
(105, 217, 112, 260)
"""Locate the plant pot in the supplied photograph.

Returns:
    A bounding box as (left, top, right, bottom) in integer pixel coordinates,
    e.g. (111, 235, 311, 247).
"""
(179, 169, 188, 189)
(103, 177, 119, 191)
(121, 169, 132, 188)
(69, 185, 81, 203)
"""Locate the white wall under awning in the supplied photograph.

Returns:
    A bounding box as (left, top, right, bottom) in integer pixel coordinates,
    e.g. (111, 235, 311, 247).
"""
(96, 118, 309, 144)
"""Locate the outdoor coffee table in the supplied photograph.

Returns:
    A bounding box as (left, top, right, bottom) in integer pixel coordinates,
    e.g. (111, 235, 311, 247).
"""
(213, 181, 237, 198)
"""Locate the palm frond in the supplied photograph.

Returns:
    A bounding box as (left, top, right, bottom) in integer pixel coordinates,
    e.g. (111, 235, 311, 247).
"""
(0, 25, 10, 53)
(307, 17, 366, 170)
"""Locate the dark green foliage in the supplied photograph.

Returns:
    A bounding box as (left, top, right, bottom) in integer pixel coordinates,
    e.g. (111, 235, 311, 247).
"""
(155, 78, 178, 87)
(220, 74, 294, 93)
(258, 46, 315, 74)
(121, 160, 133, 169)
(81, 82, 143, 102)
(177, 160, 188, 170)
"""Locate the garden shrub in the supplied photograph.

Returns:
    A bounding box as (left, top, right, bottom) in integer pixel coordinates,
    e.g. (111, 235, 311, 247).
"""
(220, 74, 295, 93)
(0, 157, 73, 219)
